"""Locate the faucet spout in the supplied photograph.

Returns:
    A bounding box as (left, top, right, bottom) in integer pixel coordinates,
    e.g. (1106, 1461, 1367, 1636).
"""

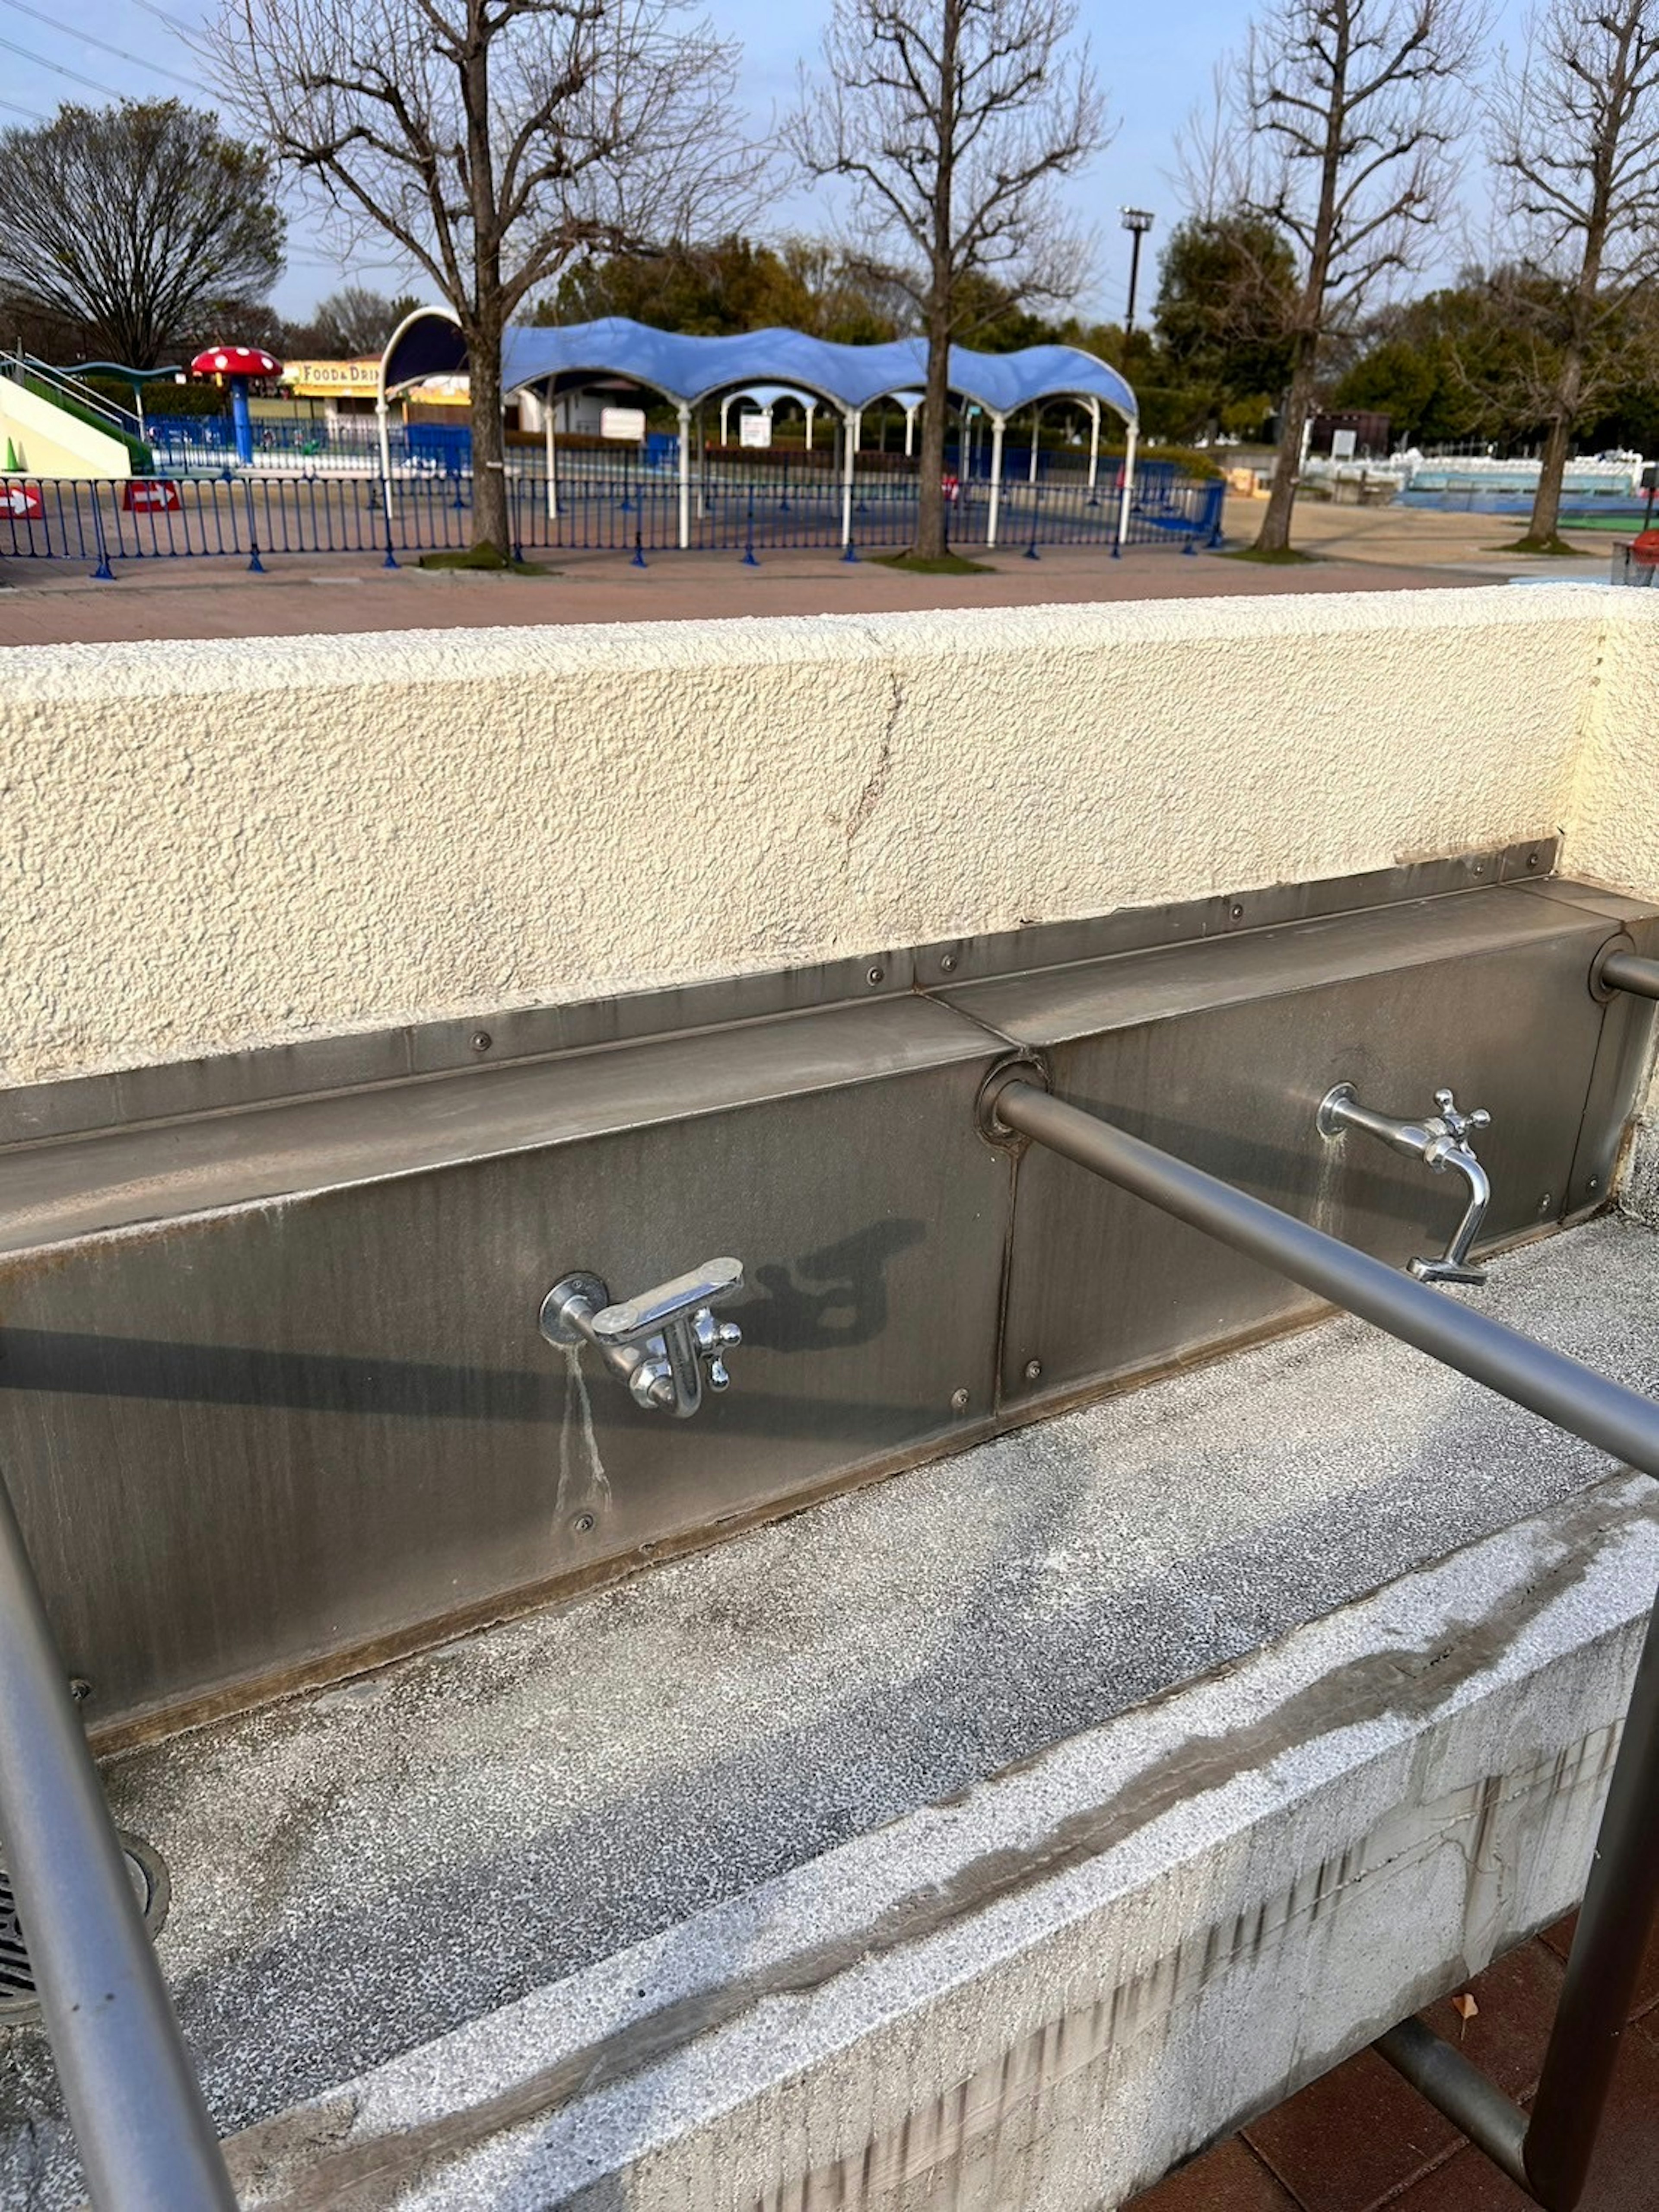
(1319, 1082, 1494, 1286)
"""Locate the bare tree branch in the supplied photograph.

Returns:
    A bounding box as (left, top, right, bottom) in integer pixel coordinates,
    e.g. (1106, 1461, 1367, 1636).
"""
(1487, 0, 1659, 541)
(1180, 0, 1480, 551)
(205, 0, 767, 552)
(785, 0, 1110, 558)
(0, 100, 283, 366)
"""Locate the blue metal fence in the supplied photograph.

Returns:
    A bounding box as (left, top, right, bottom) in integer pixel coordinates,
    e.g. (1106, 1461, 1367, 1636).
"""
(0, 463, 1224, 571)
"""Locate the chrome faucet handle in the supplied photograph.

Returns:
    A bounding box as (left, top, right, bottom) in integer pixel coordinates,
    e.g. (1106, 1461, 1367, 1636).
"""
(1318, 1079, 1493, 1289)
(1430, 1089, 1491, 1149)
(541, 1258, 744, 1419)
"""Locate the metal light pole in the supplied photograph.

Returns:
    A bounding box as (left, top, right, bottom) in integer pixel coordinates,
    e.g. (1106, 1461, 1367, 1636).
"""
(1121, 208, 1156, 337)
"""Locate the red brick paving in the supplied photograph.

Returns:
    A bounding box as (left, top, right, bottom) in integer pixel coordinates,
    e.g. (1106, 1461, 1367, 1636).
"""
(0, 541, 1480, 648)
(1127, 1920, 1659, 2212)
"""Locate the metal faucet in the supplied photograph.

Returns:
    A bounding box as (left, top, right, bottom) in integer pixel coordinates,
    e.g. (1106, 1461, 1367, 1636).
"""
(1317, 1083, 1493, 1286)
(540, 1258, 744, 1417)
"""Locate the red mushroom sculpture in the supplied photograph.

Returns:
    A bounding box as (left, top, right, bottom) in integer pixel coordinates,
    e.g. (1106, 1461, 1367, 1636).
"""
(190, 344, 282, 465)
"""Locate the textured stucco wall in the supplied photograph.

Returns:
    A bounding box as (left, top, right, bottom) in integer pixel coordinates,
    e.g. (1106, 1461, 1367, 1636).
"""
(0, 586, 1619, 1089)
(1563, 599, 1659, 1136)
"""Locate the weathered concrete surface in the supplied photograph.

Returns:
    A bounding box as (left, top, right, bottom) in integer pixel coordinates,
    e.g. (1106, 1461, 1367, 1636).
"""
(229, 1472, 1658, 2211)
(0, 1216, 1654, 2205)
(0, 587, 1619, 1086)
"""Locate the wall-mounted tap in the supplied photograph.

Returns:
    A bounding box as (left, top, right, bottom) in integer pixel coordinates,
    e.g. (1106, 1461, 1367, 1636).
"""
(1317, 1083, 1493, 1286)
(540, 1258, 744, 1418)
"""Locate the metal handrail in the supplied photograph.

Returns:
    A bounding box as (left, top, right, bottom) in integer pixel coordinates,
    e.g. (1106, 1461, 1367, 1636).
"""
(0, 1471, 236, 2208)
(985, 1073, 1659, 2212)
(1599, 948, 1659, 1003)
(3, 351, 143, 441)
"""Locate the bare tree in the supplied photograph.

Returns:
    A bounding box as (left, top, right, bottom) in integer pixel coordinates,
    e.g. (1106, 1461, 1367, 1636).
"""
(208, 0, 763, 557)
(1488, 0, 1659, 549)
(1192, 0, 1479, 554)
(310, 285, 425, 356)
(786, 0, 1108, 563)
(0, 101, 283, 367)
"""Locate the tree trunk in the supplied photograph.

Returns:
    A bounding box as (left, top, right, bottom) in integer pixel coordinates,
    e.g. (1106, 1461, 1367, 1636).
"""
(915, 294, 952, 559)
(1523, 347, 1583, 550)
(462, 0, 511, 560)
(469, 311, 512, 557)
(1525, 414, 1572, 549)
(1254, 334, 1317, 554)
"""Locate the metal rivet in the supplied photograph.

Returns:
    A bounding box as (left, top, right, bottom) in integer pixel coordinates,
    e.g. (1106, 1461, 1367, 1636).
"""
(1023, 1358, 1043, 1382)
(867, 965, 884, 986)
(1473, 864, 1485, 877)
(951, 1386, 970, 1412)
(940, 953, 958, 973)
(572, 1512, 595, 1534)
(471, 1031, 493, 1052)
(1589, 1177, 1601, 1193)
(1230, 903, 1244, 920)
(68, 1677, 91, 1705)
(1539, 1193, 1554, 1215)
(1527, 850, 1540, 869)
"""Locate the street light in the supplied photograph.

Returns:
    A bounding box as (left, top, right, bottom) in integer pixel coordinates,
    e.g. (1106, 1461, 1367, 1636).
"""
(1121, 207, 1155, 338)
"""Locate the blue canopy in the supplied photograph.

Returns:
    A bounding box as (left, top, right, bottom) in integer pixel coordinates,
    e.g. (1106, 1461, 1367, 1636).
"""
(383, 309, 1135, 424)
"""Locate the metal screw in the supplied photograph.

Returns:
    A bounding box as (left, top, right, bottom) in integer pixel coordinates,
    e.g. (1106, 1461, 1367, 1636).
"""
(1023, 1358, 1043, 1382)
(572, 1512, 595, 1534)
(1588, 1176, 1601, 1193)
(951, 1386, 970, 1412)
(867, 965, 885, 986)
(940, 953, 958, 973)
(1474, 864, 1485, 877)
(471, 1031, 493, 1052)
(1539, 1192, 1554, 1216)
(1230, 903, 1244, 920)
(1527, 849, 1541, 869)
(68, 1677, 91, 1705)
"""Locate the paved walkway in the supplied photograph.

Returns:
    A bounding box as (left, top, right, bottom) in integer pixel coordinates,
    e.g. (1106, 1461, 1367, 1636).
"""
(1128, 1913, 1659, 2212)
(0, 500, 1614, 647)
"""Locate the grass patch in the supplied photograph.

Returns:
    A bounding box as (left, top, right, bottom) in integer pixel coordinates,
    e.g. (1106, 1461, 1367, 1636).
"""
(417, 545, 555, 575)
(1224, 544, 1322, 564)
(874, 550, 995, 575)
(1489, 535, 1595, 557)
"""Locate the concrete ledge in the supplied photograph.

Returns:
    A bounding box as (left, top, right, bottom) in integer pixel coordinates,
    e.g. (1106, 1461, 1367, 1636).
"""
(0, 586, 1634, 1087)
(223, 1472, 1659, 2210)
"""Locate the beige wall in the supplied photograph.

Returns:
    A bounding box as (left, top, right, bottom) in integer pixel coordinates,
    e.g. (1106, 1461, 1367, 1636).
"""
(1, 584, 1654, 1092)
(0, 378, 132, 480)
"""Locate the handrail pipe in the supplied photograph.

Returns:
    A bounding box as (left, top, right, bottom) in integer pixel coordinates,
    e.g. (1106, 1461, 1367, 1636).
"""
(984, 1073, 1659, 2212)
(0, 1471, 237, 2209)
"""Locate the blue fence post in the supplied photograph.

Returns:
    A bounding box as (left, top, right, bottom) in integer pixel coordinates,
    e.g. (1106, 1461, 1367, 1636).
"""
(742, 481, 758, 566)
(379, 469, 399, 569)
(240, 478, 265, 573)
(632, 520, 647, 568)
(89, 488, 115, 582)
(1025, 481, 1041, 560)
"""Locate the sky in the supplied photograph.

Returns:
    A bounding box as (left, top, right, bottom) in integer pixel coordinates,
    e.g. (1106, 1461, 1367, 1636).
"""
(1, 0, 1532, 327)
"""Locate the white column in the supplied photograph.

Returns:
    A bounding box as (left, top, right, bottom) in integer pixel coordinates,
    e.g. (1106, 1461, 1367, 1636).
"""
(986, 414, 1006, 548)
(1117, 419, 1139, 550)
(905, 404, 917, 458)
(1087, 399, 1101, 495)
(840, 407, 861, 544)
(804, 401, 816, 454)
(1028, 404, 1041, 485)
(376, 393, 393, 483)
(555, 380, 570, 522)
(720, 397, 731, 445)
(677, 404, 691, 549)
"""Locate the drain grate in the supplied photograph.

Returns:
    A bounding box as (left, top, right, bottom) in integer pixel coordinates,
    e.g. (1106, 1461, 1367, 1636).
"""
(0, 1834, 170, 2024)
